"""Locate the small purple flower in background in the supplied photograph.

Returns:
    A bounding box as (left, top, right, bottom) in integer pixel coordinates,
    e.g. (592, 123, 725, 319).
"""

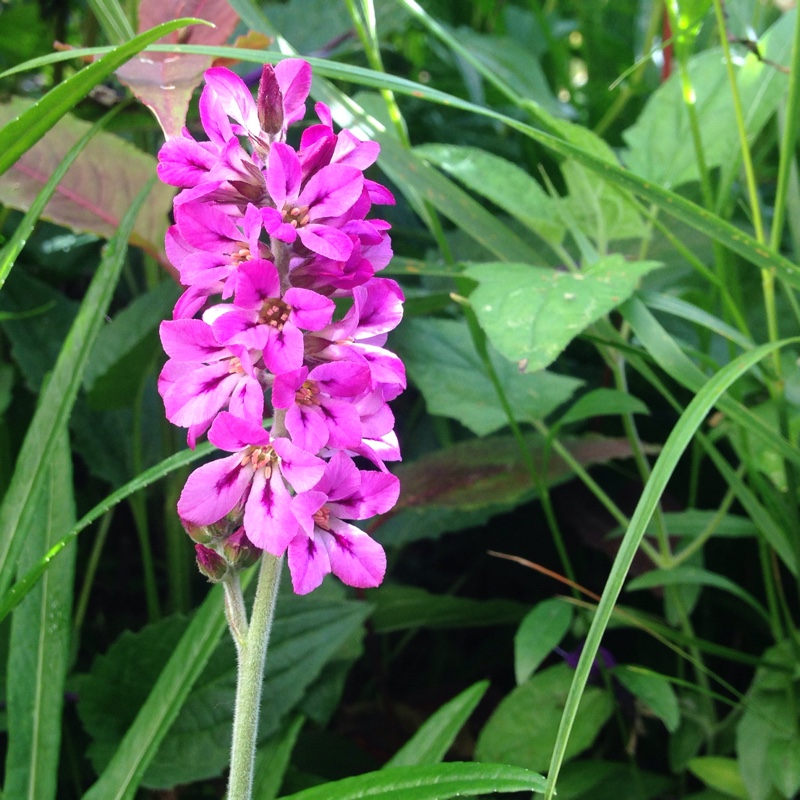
(157, 60, 404, 594)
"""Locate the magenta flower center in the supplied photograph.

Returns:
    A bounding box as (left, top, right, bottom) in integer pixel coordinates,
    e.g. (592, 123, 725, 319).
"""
(228, 356, 245, 374)
(230, 246, 251, 266)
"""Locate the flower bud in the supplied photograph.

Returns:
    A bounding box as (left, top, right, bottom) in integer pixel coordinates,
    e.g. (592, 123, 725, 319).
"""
(257, 65, 284, 136)
(195, 544, 228, 582)
(221, 527, 261, 570)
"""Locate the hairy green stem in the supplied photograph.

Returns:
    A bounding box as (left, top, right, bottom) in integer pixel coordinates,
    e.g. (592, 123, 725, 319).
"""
(227, 554, 283, 800)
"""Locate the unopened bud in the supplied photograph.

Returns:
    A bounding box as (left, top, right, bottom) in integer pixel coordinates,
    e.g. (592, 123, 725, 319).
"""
(195, 544, 228, 582)
(258, 65, 284, 136)
(182, 519, 215, 544)
(221, 527, 261, 569)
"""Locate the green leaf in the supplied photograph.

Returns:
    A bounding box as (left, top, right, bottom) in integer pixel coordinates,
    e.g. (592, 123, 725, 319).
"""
(626, 566, 770, 624)
(623, 11, 794, 187)
(0, 105, 122, 291)
(0, 442, 215, 624)
(767, 739, 800, 799)
(475, 664, 613, 773)
(253, 715, 306, 800)
(0, 99, 175, 266)
(736, 640, 800, 800)
(80, 594, 371, 789)
(465, 257, 662, 373)
(0, 18, 208, 177)
(80, 578, 237, 800)
(688, 757, 749, 800)
(0, 178, 153, 602)
(367, 585, 527, 633)
(556, 760, 674, 800)
(543, 337, 800, 799)
(612, 666, 680, 733)
(394, 317, 582, 435)
(278, 762, 547, 799)
(514, 599, 573, 685)
(87, 0, 135, 42)
(413, 144, 565, 245)
(556, 388, 649, 427)
(386, 682, 489, 768)
(3, 428, 75, 800)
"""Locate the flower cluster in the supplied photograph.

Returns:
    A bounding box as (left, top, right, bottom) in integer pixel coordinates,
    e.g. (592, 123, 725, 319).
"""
(157, 61, 404, 594)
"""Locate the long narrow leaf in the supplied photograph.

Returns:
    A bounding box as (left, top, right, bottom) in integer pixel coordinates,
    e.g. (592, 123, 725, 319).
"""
(0, 18, 207, 177)
(80, 574, 251, 800)
(26, 40, 800, 288)
(87, 0, 135, 43)
(0, 441, 215, 624)
(279, 763, 547, 800)
(3, 428, 75, 800)
(543, 336, 800, 799)
(0, 179, 154, 600)
(0, 104, 125, 291)
(385, 682, 489, 768)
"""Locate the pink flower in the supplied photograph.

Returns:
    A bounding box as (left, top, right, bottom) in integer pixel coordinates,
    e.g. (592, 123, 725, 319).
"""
(287, 452, 398, 594)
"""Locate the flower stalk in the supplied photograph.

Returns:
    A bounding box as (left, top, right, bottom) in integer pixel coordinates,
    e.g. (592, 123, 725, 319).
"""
(227, 554, 283, 800)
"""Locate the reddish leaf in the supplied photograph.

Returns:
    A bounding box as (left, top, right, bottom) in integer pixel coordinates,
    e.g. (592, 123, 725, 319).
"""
(116, 0, 240, 138)
(212, 31, 272, 69)
(394, 435, 648, 510)
(0, 97, 175, 266)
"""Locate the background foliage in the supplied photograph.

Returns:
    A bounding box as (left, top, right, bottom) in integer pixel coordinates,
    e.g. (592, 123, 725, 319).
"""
(1, 0, 800, 798)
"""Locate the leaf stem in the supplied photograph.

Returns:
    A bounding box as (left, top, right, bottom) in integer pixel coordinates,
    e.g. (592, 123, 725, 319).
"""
(227, 553, 283, 800)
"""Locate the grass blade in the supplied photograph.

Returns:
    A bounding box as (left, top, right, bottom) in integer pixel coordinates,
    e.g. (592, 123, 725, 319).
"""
(279, 763, 547, 799)
(0, 179, 154, 601)
(0, 441, 215, 624)
(3, 428, 75, 800)
(385, 681, 489, 768)
(0, 104, 124, 292)
(80, 575, 249, 800)
(543, 336, 800, 799)
(0, 18, 207, 177)
(86, 0, 135, 43)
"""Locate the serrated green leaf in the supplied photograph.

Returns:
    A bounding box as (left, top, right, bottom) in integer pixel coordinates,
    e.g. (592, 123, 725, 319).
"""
(394, 317, 582, 435)
(79, 594, 371, 789)
(514, 599, 573, 685)
(465, 256, 662, 373)
(413, 144, 565, 245)
(476, 664, 613, 773)
(3, 428, 75, 800)
(386, 682, 489, 768)
(0, 19, 207, 177)
(278, 762, 546, 799)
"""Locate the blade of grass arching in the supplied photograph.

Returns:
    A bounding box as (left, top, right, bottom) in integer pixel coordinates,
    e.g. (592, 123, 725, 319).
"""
(385, 681, 489, 768)
(86, 0, 135, 44)
(80, 569, 254, 800)
(0, 103, 125, 292)
(0, 18, 207, 178)
(621, 296, 800, 470)
(0, 179, 154, 602)
(19, 43, 800, 287)
(3, 427, 75, 800)
(0, 441, 215, 624)
(543, 337, 800, 800)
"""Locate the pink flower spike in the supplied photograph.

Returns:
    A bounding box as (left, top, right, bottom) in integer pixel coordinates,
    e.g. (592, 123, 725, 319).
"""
(275, 59, 313, 127)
